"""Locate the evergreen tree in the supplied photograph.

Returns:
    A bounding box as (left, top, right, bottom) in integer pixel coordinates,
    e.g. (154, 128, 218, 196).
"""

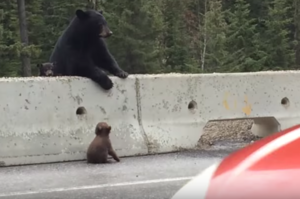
(99, 0, 164, 74)
(0, 0, 21, 76)
(223, 0, 262, 72)
(263, 0, 294, 70)
(204, 0, 228, 72)
(161, 0, 195, 73)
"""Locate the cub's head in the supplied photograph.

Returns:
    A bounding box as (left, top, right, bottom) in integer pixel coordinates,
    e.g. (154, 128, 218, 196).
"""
(75, 9, 113, 38)
(37, 62, 55, 76)
(95, 122, 111, 136)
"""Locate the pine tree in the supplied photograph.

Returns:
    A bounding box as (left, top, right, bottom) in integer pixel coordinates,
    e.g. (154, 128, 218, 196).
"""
(204, 0, 228, 72)
(99, 0, 164, 74)
(223, 0, 263, 72)
(0, 0, 21, 76)
(161, 0, 195, 73)
(263, 0, 294, 70)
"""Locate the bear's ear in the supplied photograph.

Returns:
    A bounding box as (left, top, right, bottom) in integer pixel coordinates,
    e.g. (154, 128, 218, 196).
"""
(99, 10, 103, 14)
(76, 9, 88, 20)
(37, 63, 42, 68)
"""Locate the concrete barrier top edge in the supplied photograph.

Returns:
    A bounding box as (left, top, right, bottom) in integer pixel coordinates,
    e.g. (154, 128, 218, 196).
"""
(1, 70, 300, 82)
(133, 70, 300, 77)
(0, 76, 84, 82)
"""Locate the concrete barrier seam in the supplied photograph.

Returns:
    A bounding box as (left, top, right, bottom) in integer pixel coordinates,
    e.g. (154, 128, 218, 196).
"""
(134, 77, 151, 154)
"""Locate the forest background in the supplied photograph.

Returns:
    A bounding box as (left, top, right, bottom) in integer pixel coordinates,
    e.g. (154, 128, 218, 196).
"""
(0, 0, 299, 77)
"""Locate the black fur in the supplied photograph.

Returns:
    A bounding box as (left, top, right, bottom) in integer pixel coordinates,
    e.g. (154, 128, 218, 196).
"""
(37, 62, 58, 76)
(49, 9, 128, 90)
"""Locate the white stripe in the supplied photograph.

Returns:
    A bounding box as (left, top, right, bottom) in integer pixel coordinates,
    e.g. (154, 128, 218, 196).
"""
(0, 177, 193, 197)
(228, 127, 300, 180)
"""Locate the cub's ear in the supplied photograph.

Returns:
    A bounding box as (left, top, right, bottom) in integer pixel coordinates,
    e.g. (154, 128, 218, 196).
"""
(37, 63, 42, 68)
(76, 9, 88, 20)
(99, 10, 103, 14)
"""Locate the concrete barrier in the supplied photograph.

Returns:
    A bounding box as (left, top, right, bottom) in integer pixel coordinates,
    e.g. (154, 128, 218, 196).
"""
(0, 76, 147, 166)
(136, 74, 206, 153)
(1, 71, 300, 166)
(136, 71, 300, 153)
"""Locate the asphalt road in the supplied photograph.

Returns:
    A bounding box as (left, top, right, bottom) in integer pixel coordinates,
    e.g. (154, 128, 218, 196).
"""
(0, 149, 237, 199)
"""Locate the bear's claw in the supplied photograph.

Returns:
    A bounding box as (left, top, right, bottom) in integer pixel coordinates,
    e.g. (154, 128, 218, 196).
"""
(115, 71, 128, 79)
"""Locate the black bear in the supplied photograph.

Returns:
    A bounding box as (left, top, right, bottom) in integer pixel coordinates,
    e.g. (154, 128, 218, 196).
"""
(49, 9, 128, 90)
(87, 122, 120, 164)
(37, 62, 59, 76)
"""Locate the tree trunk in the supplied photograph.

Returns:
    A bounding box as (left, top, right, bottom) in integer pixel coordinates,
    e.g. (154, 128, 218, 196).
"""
(17, 0, 31, 77)
(201, 0, 207, 72)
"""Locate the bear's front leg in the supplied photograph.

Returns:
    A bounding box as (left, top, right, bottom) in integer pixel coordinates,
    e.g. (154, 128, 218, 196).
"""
(102, 62, 129, 79)
(88, 67, 114, 90)
(108, 147, 120, 162)
(92, 38, 129, 79)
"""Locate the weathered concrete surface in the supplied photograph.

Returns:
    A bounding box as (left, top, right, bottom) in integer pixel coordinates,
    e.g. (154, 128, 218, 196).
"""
(0, 150, 232, 199)
(1, 71, 300, 166)
(137, 71, 300, 153)
(136, 75, 205, 154)
(197, 71, 300, 131)
(0, 76, 147, 166)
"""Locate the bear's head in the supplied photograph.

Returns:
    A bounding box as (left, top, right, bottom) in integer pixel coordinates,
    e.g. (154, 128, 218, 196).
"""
(37, 62, 56, 76)
(95, 122, 112, 137)
(75, 9, 113, 38)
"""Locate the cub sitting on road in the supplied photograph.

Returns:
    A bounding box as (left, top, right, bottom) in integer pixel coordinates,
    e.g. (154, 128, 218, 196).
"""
(87, 122, 120, 164)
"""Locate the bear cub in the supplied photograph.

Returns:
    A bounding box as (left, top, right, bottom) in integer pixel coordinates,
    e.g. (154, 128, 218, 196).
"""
(37, 62, 60, 76)
(87, 122, 120, 164)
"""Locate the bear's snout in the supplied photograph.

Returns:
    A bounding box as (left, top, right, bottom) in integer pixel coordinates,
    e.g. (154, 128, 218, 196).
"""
(45, 70, 54, 76)
(99, 26, 113, 38)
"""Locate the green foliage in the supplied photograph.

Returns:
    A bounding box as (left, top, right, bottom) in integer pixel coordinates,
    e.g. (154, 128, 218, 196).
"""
(204, 0, 228, 72)
(99, 0, 165, 74)
(263, 0, 295, 69)
(223, 0, 262, 72)
(0, 0, 299, 76)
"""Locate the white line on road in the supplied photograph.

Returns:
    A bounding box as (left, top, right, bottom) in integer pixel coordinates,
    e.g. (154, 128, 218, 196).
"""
(0, 176, 193, 197)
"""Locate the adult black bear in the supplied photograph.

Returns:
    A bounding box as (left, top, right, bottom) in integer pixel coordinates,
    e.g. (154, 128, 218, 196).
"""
(49, 9, 128, 90)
